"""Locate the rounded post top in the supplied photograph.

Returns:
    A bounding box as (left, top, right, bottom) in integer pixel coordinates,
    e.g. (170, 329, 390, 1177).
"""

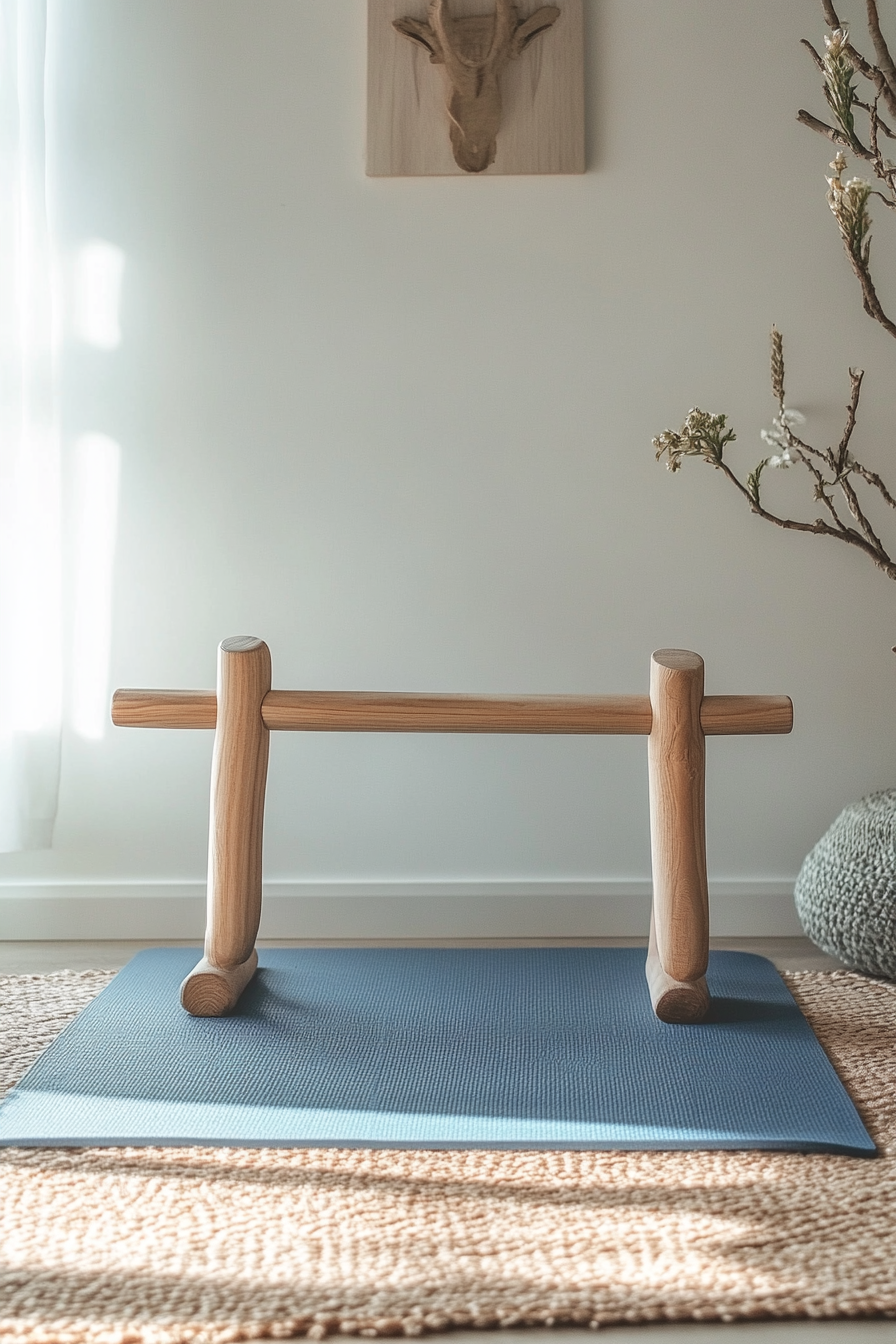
(220, 636, 266, 654)
(651, 649, 703, 672)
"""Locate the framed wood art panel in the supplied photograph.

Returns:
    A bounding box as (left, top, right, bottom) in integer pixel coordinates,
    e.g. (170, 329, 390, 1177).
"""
(367, 0, 585, 177)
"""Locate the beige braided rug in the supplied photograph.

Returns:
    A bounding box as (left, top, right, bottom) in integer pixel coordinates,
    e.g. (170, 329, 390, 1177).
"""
(1, 968, 895, 1343)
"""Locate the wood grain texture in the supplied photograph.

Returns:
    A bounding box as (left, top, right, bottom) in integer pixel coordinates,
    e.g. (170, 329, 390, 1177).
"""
(112, 689, 792, 736)
(180, 950, 259, 1018)
(645, 912, 710, 1024)
(367, 0, 584, 176)
(205, 637, 271, 976)
(112, 689, 217, 730)
(647, 649, 709, 986)
(262, 690, 652, 734)
(701, 694, 792, 736)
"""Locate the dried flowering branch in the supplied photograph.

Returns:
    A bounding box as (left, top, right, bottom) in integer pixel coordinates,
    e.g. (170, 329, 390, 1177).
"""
(654, 330, 896, 582)
(655, 2, 896, 598)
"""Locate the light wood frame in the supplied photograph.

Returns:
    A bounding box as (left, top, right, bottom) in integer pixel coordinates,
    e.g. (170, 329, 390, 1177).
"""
(112, 639, 792, 1023)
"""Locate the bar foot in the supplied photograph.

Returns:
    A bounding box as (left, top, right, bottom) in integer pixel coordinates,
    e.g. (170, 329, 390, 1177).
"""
(645, 942, 710, 1023)
(180, 949, 258, 1017)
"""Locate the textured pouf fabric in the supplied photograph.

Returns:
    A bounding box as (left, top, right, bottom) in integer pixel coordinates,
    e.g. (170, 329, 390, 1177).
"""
(796, 789, 896, 981)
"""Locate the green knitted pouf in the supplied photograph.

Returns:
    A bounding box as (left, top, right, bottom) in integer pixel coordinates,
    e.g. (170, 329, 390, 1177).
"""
(795, 789, 896, 981)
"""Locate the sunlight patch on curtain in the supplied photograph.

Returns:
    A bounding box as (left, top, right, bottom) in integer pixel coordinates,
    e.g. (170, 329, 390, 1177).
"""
(0, 0, 63, 850)
(70, 433, 121, 742)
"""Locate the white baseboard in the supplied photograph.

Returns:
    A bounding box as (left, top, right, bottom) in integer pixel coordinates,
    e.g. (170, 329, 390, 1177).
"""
(0, 880, 802, 939)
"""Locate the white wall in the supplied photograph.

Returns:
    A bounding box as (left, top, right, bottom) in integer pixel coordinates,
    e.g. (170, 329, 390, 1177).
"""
(2, 0, 895, 938)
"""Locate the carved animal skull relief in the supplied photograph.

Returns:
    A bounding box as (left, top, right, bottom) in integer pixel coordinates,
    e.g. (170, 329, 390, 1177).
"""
(367, 0, 584, 178)
(393, 0, 561, 173)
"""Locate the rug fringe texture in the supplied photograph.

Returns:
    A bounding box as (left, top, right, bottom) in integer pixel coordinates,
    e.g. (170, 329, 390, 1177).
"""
(1, 968, 895, 1342)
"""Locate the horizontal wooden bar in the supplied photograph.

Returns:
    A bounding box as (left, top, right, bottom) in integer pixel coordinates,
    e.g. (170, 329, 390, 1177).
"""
(262, 691, 653, 734)
(113, 689, 792, 736)
(112, 689, 218, 729)
(700, 695, 793, 736)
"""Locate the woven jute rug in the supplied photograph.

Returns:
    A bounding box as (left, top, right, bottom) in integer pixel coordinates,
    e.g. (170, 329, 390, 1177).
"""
(1, 969, 895, 1343)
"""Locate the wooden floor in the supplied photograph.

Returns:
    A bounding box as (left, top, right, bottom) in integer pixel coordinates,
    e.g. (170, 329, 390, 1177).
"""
(0, 935, 846, 976)
(6, 936, 892, 1342)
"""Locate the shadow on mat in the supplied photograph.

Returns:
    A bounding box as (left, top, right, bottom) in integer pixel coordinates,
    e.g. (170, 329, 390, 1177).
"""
(703, 997, 803, 1024)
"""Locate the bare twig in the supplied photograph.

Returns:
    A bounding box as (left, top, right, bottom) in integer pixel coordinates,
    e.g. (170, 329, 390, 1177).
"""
(802, 37, 826, 73)
(821, 0, 843, 29)
(840, 472, 889, 552)
(866, 0, 896, 116)
(857, 98, 895, 139)
(836, 368, 864, 472)
(855, 58, 896, 124)
(780, 416, 833, 467)
(867, 107, 896, 206)
(797, 108, 872, 157)
(715, 454, 896, 578)
(846, 248, 896, 337)
(850, 461, 896, 508)
(795, 452, 853, 531)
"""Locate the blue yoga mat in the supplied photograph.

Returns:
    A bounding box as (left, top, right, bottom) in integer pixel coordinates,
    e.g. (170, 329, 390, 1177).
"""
(0, 947, 875, 1154)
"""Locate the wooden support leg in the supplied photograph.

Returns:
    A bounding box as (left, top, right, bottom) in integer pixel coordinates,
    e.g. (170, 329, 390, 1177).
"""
(181, 637, 272, 1016)
(645, 649, 710, 1024)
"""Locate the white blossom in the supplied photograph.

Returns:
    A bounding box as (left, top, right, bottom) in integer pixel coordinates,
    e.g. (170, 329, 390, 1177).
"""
(779, 407, 806, 427)
(761, 406, 803, 465)
(824, 27, 849, 58)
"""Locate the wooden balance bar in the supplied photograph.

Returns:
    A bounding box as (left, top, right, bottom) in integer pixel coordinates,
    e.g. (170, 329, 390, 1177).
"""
(112, 637, 792, 1024)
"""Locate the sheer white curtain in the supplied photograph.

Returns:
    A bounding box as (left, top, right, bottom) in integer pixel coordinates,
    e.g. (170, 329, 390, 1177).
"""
(0, 0, 62, 851)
